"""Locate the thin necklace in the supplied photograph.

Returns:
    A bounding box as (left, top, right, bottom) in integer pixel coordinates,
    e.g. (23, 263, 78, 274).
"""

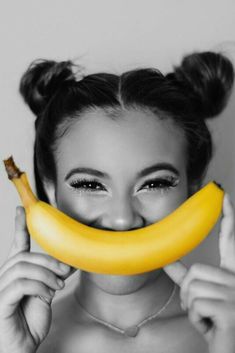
(74, 282, 177, 338)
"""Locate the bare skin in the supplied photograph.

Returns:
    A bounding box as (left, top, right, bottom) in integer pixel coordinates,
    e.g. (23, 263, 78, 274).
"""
(37, 108, 208, 352)
(2, 107, 216, 352)
(37, 271, 209, 353)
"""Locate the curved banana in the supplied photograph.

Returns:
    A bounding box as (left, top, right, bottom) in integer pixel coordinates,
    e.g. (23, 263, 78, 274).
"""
(3, 156, 224, 275)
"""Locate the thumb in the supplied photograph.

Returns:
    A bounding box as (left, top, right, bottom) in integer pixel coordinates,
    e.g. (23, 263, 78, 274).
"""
(8, 206, 31, 259)
(163, 260, 188, 286)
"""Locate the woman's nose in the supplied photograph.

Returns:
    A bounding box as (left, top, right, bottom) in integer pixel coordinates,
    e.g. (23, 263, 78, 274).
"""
(98, 195, 146, 231)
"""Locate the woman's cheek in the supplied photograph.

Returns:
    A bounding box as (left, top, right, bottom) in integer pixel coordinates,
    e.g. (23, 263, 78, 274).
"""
(137, 191, 187, 222)
(57, 192, 108, 223)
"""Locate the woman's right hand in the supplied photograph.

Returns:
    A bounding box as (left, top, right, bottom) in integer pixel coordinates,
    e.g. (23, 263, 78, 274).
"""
(0, 206, 76, 353)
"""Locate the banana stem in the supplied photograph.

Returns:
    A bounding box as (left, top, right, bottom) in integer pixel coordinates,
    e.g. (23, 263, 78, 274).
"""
(212, 180, 224, 191)
(3, 156, 38, 210)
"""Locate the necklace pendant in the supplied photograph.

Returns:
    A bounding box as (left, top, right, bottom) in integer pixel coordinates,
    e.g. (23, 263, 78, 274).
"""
(124, 325, 139, 337)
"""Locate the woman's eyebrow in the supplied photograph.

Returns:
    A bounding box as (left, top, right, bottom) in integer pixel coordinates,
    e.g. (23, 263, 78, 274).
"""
(137, 163, 180, 178)
(64, 163, 179, 181)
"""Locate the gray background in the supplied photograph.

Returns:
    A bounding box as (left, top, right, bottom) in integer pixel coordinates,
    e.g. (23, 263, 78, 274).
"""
(0, 1, 235, 277)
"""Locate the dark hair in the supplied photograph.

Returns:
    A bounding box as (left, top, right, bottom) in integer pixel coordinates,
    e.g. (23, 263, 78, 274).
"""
(19, 52, 234, 203)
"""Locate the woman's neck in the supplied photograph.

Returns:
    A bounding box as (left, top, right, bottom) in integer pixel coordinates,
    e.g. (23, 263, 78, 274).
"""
(73, 270, 178, 329)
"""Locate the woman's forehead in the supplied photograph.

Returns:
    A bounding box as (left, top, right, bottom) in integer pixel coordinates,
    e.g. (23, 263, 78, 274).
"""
(55, 108, 187, 175)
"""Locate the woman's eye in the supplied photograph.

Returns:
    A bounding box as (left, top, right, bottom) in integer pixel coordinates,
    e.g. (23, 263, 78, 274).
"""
(139, 177, 179, 192)
(69, 177, 179, 194)
(69, 179, 106, 192)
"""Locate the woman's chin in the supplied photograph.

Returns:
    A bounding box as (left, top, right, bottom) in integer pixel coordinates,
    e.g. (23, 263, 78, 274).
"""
(84, 269, 162, 295)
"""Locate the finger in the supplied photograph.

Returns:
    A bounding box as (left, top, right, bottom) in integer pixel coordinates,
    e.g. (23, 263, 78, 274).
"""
(0, 279, 55, 319)
(35, 295, 54, 305)
(188, 298, 234, 334)
(7, 206, 30, 259)
(188, 310, 212, 337)
(219, 193, 235, 272)
(0, 251, 73, 280)
(63, 265, 77, 280)
(184, 279, 235, 310)
(187, 300, 214, 338)
(180, 263, 235, 307)
(35, 264, 77, 305)
(0, 262, 66, 293)
(163, 260, 188, 286)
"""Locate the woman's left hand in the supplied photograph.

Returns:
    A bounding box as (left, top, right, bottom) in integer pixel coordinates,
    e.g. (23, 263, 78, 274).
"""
(163, 192, 235, 353)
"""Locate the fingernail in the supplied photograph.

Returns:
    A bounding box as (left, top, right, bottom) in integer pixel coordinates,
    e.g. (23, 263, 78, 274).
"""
(49, 289, 55, 296)
(57, 278, 65, 288)
(16, 206, 21, 216)
(37, 295, 51, 304)
(180, 301, 186, 311)
(225, 193, 230, 201)
(59, 263, 71, 273)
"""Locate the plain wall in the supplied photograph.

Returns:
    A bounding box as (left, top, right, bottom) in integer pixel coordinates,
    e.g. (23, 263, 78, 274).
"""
(0, 0, 235, 273)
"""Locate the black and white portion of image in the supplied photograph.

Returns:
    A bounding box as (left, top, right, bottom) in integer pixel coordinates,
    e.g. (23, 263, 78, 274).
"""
(0, 1, 235, 352)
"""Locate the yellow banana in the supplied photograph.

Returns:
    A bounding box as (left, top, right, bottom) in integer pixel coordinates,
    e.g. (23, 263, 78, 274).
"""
(3, 156, 224, 275)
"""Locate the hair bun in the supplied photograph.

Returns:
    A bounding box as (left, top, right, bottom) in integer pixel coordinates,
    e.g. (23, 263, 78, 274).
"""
(19, 59, 77, 117)
(169, 51, 234, 119)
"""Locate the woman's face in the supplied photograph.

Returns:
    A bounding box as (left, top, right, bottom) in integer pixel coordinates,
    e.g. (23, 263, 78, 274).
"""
(46, 107, 192, 294)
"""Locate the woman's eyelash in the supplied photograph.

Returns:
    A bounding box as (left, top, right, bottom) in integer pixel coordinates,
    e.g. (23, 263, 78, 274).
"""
(139, 176, 179, 191)
(69, 179, 106, 192)
(69, 176, 179, 193)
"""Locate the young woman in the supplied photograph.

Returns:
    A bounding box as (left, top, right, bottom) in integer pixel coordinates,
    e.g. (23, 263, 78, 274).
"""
(1, 51, 235, 353)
